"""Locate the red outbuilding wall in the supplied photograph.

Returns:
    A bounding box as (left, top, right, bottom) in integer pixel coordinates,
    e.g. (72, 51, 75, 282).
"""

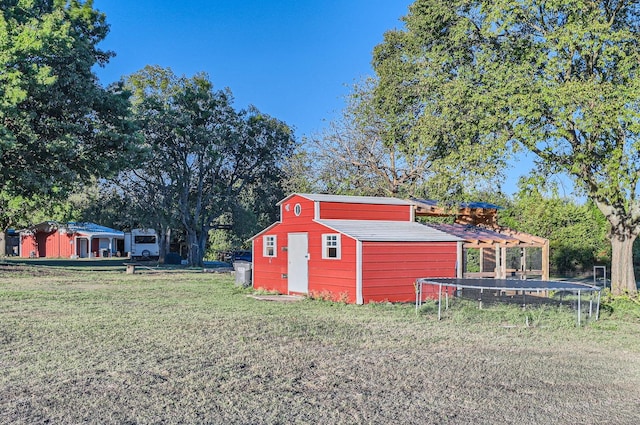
(253, 196, 359, 302)
(361, 241, 457, 303)
(318, 202, 411, 221)
(253, 228, 358, 302)
(252, 234, 287, 292)
(21, 232, 75, 258)
(253, 194, 360, 301)
(308, 233, 357, 301)
(20, 235, 37, 258)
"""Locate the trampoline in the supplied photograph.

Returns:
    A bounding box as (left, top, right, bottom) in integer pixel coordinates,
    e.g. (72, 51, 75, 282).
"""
(415, 278, 602, 326)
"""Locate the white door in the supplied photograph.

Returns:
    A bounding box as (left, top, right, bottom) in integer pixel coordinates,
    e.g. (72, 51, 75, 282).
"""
(288, 233, 309, 294)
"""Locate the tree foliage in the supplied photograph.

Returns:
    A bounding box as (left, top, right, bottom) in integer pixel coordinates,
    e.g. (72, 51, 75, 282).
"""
(207, 182, 287, 259)
(373, 0, 640, 295)
(312, 75, 503, 199)
(120, 66, 295, 266)
(0, 0, 136, 256)
(311, 80, 432, 197)
(500, 178, 609, 274)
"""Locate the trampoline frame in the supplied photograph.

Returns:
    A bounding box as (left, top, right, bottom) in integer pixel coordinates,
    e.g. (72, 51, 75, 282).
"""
(415, 278, 602, 326)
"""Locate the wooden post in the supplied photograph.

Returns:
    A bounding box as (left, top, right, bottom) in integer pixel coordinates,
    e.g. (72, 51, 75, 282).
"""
(495, 245, 501, 279)
(542, 241, 550, 281)
(126, 263, 136, 274)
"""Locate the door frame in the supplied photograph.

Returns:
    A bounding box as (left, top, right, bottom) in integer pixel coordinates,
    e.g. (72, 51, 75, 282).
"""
(287, 232, 309, 294)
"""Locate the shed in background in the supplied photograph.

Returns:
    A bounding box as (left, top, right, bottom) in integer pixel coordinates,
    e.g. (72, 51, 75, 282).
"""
(20, 222, 125, 259)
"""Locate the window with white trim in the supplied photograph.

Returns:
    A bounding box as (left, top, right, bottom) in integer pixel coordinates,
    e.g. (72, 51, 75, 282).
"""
(263, 235, 277, 257)
(322, 234, 341, 259)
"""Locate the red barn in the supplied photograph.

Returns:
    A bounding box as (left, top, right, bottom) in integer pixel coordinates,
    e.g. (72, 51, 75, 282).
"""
(20, 222, 125, 259)
(251, 194, 462, 304)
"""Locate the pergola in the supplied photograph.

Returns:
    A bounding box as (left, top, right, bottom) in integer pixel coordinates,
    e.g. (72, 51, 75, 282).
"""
(411, 199, 549, 280)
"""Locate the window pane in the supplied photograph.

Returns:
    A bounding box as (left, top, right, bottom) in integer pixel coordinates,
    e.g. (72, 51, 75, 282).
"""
(323, 234, 340, 259)
(134, 235, 156, 244)
(264, 236, 276, 257)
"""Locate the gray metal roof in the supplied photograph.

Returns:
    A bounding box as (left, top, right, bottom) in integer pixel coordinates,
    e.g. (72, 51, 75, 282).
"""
(280, 193, 412, 206)
(316, 220, 462, 242)
(20, 221, 124, 238)
(66, 222, 124, 236)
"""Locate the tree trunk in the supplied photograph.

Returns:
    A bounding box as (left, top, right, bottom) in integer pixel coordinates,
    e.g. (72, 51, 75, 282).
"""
(609, 232, 638, 296)
(197, 229, 208, 267)
(594, 201, 639, 297)
(157, 227, 170, 264)
(186, 230, 198, 267)
(185, 230, 207, 267)
(0, 231, 6, 257)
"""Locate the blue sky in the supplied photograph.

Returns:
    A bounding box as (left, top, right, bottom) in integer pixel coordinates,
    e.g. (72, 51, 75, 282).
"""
(93, 0, 412, 138)
(92, 0, 548, 197)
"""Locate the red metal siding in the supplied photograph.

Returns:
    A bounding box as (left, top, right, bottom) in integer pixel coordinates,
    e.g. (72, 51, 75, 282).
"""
(253, 195, 358, 301)
(21, 232, 75, 258)
(45, 232, 59, 257)
(308, 234, 357, 302)
(319, 202, 411, 221)
(48, 232, 73, 257)
(253, 222, 358, 301)
(59, 234, 74, 257)
(361, 242, 457, 303)
(253, 235, 288, 294)
(279, 195, 317, 222)
(20, 235, 37, 258)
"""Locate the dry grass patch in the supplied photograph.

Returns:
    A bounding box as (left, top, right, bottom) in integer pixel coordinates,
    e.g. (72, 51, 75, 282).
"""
(1, 266, 640, 424)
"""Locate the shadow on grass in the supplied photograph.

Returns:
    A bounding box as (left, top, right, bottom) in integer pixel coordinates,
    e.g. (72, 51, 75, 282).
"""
(418, 289, 594, 328)
(0, 257, 158, 272)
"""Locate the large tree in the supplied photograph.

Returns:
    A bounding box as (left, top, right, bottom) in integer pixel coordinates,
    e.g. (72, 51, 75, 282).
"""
(0, 0, 136, 253)
(311, 79, 436, 197)
(123, 66, 295, 266)
(373, 0, 640, 295)
(312, 77, 505, 199)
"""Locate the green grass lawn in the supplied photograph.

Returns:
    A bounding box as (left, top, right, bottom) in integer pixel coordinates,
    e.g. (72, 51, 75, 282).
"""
(1, 264, 640, 424)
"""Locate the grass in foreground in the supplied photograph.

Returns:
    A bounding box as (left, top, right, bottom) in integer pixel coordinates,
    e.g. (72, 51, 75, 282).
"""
(1, 266, 640, 424)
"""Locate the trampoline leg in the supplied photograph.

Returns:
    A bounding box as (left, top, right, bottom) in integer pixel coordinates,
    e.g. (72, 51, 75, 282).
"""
(596, 290, 601, 321)
(438, 284, 442, 320)
(415, 281, 420, 313)
(577, 290, 581, 327)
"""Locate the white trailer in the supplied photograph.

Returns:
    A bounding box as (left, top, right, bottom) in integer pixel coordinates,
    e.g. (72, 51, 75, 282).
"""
(124, 228, 160, 260)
